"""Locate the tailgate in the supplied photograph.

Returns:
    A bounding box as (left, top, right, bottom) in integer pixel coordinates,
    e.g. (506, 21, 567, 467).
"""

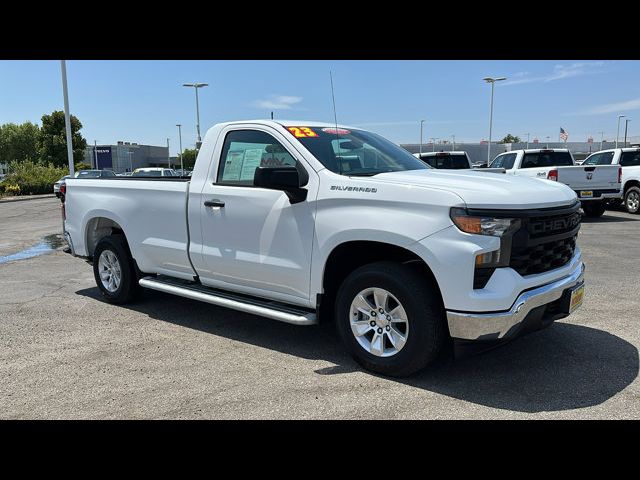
(557, 165, 620, 191)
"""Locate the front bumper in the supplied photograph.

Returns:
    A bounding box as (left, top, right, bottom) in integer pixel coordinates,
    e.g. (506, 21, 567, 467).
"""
(446, 261, 584, 341)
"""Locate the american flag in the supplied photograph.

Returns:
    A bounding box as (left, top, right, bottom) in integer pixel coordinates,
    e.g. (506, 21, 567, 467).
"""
(559, 127, 569, 142)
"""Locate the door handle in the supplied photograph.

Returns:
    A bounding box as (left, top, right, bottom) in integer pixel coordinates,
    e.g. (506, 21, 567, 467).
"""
(204, 199, 225, 208)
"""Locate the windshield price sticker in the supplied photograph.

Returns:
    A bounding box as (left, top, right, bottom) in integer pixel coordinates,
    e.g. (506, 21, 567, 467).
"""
(287, 127, 318, 138)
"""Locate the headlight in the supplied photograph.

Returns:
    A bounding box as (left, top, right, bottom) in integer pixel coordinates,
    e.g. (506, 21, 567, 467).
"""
(450, 208, 519, 237)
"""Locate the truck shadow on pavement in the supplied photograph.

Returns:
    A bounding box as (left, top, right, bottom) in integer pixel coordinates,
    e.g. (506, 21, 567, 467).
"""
(77, 287, 638, 414)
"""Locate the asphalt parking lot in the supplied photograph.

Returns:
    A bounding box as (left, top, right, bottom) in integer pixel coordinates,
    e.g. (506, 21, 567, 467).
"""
(1, 197, 638, 419)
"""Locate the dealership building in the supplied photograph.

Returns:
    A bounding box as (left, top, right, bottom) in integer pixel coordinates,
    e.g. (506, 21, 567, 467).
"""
(84, 142, 170, 173)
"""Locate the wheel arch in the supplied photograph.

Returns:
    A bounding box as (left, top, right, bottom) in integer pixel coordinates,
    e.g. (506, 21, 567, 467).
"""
(84, 215, 126, 258)
(319, 240, 444, 320)
(624, 179, 640, 193)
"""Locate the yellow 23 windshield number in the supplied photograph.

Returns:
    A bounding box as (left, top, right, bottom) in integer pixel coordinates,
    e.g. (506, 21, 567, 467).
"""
(287, 127, 318, 138)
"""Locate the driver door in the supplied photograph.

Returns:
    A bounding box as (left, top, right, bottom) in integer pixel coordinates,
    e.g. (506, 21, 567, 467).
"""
(194, 126, 318, 307)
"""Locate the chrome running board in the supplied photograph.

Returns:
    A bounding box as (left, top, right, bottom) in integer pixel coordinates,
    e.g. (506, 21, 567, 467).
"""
(139, 276, 317, 326)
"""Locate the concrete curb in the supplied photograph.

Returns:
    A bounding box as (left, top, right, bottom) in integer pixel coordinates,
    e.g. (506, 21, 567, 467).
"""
(0, 194, 56, 204)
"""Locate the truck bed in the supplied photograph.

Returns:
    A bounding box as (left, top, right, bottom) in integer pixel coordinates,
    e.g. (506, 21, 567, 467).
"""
(64, 178, 195, 279)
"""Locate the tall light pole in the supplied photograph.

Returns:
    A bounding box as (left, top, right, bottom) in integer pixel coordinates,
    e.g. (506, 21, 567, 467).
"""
(94, 140, 99, 169)
(419, 120, 425, 156)
(616, 115, 626, 148)
(60, 60, 75, 176)
(429, 138, 436, 152)
(451, 134, 455, 151)
(127, 150, 133, 172)
(525, 133, 530, 149)
(166, 138, 171, 167)
(624, 119, 631, 147)
(182, 82, 208, 150)
(546, 136, 550, 148)
(599, 131, 604, 151)
(176, 124, 184, 173)
(483, 76, 507, 164)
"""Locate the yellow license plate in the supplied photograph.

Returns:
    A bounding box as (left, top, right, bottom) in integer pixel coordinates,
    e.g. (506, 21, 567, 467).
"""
(581, 191, 593, 198)
(569, 284, 585, 313)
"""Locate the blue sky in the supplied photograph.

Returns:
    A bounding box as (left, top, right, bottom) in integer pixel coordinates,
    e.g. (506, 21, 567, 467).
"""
(1, 60, 639, 154)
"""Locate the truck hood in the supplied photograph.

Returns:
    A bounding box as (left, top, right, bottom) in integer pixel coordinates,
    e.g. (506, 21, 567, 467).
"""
(372, 169, 578, 209)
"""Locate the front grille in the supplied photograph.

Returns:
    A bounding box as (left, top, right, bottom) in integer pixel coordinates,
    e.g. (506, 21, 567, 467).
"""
(510, 235, 577, 276)
(466, 202, 581, 283)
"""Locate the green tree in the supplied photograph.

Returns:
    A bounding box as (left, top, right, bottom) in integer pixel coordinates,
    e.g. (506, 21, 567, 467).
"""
(500, 134, 521, 144)
(179, 148, 198, 169)
(0, 122, 40, 164)
(37, 111, 87, 167)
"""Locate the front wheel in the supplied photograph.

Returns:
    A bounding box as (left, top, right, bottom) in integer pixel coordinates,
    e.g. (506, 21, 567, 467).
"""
(582, 200, 606, 218)
(624, 187, 640, 214)
(334, 261, 446, 377)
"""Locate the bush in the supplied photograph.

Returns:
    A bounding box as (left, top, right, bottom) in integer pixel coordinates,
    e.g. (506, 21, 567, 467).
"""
(3, 161, 68, 195)
(75, 162, 91, 171)
(3, 184, 21, 196)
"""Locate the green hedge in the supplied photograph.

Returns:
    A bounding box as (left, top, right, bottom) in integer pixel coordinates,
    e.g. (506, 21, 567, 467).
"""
(1, 161, 68, 195)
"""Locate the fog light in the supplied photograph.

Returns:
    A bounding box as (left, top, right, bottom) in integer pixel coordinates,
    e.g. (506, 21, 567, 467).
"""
(475, 250, 501, 267)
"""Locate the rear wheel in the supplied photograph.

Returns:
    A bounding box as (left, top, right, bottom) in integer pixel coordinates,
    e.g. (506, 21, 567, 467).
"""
(93, 234, 141, 304)
(582, 200, 606, 218)
(334, 261, 445, 377)
(624, 187, 640, 214)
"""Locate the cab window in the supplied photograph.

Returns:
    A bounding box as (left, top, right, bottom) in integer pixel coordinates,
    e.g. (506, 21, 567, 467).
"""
(217, 130, 298, 186)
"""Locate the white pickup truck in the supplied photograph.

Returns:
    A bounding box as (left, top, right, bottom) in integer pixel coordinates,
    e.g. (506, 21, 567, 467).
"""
(581, 147, 640, 214)
(62, 120, 585, 377)
(490, 148, 622, 217)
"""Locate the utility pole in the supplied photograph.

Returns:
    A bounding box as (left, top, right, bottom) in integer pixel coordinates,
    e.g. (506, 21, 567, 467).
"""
(94, 140, 99, 169)
(483, 76, 507, 164)
(176, 124, 183, 173)
(419, 120, 425, 156)
(525, 133, 530, 149)
(616, 115, 626, 148)
(451, 134, 455, 151)
(599, 131, 604, 151)
(167, 138, 170, 167)
(60, 60, 75, 176)
(624, 119, 631, 147)
(182, 82, 208, 150)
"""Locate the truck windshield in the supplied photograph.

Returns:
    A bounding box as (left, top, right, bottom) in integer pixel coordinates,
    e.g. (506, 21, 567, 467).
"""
(287, 126, 430, 176)
(420, 153, 469, 169)
(521, 151, 574, 168)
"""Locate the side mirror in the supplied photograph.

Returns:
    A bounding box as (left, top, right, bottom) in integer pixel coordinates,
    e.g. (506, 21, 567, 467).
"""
(254, 166, 308, 204)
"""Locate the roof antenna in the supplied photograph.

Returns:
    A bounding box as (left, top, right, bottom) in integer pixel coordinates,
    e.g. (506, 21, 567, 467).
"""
(270, 111, 274, 120)
(330, 70, 343, 175)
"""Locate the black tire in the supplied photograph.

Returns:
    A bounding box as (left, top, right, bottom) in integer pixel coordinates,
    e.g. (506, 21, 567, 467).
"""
(624, 186, 640, 214)
(334, 261, 446, 377)
(582, 201, 606, 218)
(92, 234, 141, 304)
